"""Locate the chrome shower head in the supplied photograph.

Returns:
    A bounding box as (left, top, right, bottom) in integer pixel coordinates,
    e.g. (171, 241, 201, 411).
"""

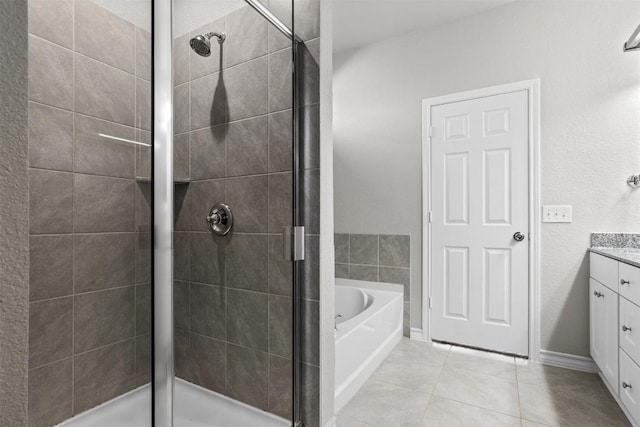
(189, 32, 226, 57)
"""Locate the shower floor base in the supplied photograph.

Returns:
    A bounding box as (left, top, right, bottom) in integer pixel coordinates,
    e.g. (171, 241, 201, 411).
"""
(57, 378, 289, 427)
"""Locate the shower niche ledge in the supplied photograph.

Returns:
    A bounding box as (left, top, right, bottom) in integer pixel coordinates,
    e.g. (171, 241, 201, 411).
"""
(136, 177, 191, 184)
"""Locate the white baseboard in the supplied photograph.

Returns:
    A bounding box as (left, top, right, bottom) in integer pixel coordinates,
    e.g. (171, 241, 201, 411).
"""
(323, 416, 337, 427)
(538, 349, 598, 373)
(410, 328, 426, 341)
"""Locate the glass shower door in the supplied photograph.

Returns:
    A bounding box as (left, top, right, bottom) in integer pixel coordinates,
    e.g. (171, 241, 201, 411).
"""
(167, 0, 299, 425)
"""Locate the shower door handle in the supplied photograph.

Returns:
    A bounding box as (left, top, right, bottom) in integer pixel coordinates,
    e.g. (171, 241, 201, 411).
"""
(283, 226, 305, 261)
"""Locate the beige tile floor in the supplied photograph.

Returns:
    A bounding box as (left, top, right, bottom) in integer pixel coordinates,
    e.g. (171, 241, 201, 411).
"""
(337, 338, 631, 427)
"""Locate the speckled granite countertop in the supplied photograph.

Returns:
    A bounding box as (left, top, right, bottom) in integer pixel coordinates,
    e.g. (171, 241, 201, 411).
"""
(589, 247, 640, 269)
(590, 233, 640, 268)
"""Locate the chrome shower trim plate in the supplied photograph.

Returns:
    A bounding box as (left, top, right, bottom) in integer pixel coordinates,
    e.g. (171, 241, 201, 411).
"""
(206, 203, 233, 236)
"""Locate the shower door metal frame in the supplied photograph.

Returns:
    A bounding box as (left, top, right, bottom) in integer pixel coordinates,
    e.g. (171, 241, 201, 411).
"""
(292, 39, 303, 427)
(152, 0, 303, 426)
(153, 0, 174, 424)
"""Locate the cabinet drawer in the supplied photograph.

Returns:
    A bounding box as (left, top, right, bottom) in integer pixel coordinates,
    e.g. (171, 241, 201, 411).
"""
(621, 297, 640, 366)
(591, 253, 619, 292)
(620, 349, 640, 423)
(620, 263, 640, 307)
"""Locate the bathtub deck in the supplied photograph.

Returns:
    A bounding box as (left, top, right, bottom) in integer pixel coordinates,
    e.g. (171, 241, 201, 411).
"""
(335, 278, 404, 412)
(57, 379, 289, 427)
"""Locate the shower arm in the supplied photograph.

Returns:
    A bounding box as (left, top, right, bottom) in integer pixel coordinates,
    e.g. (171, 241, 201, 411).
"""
(204, 32, 226, 44)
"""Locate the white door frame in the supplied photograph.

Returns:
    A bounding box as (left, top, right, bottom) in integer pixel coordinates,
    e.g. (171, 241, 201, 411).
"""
(421, 79, 541, 360)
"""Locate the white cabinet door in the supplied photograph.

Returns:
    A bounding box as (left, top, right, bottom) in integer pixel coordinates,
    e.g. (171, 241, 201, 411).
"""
(590, 278, 619, 392)
(620, 349, 640, 422)
(590, 278, 605, 368)
(621, 297, 640, 365)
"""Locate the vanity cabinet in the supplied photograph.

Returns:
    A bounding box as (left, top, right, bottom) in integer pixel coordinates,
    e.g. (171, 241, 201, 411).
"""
(590, 252, 640, 425)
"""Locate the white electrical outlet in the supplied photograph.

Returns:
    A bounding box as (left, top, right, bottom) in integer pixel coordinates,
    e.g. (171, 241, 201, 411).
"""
(542, 205, 573, 223)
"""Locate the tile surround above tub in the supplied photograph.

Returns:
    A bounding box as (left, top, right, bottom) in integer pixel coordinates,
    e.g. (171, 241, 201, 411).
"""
(335, 233, 411, 337)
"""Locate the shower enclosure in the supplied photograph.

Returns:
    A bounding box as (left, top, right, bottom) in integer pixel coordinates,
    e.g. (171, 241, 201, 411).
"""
(18, 0, 320, 425)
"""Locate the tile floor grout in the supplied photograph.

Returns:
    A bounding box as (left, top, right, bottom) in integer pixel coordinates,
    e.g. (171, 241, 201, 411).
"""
(337, 338, 630, 427)
(417, 345, 447, 426)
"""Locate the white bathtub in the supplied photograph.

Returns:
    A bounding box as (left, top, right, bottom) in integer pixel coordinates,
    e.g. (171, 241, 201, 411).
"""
(334, 278, 403, 412)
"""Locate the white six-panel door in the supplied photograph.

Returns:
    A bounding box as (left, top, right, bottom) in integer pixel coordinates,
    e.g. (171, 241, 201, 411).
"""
(429, 90, 529, 356)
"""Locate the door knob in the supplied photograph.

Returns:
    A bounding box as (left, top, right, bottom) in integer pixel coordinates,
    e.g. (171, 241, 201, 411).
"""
(621, 279, 631, 285)
(593, 291, 604, 298)
(513, 232, 525, 242)
(623, 382, 633, 389)
(623, 325, 633, 332)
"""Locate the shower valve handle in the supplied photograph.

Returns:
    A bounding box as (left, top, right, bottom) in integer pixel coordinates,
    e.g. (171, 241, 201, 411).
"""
(207, 213, 221, 225)
(206, 204, 233, 236)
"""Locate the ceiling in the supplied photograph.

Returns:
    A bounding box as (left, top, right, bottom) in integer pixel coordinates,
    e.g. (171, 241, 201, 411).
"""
(92, 0, 245, 35)
(93, 0, 516, 53)
(333, 0, 516, 53)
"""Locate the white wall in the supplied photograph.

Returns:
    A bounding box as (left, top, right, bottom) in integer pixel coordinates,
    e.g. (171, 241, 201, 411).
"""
(333, 0, 640, 357)
(320, 1, 336, 425)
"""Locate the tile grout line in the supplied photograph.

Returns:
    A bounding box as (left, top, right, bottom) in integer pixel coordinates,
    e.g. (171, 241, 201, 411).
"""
(28, 33, 148, 80)
(222, 13, 229, 397)
(133, 24, 138, 386)
(266, 40, 272, 407)
(515, 358, 523, 422)
(29, 99, 147, 132)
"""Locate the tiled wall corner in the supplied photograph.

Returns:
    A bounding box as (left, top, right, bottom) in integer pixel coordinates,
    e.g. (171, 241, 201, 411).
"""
(334, 233, 411, 337)
(26, 1, 152, 425)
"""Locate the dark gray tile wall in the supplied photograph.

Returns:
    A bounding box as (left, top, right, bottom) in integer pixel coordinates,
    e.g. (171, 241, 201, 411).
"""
(172, 3, 321, 425)
(335, 233, 411, 337)
(26, 1, 151, 425)
(171, 4, 294, 420)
